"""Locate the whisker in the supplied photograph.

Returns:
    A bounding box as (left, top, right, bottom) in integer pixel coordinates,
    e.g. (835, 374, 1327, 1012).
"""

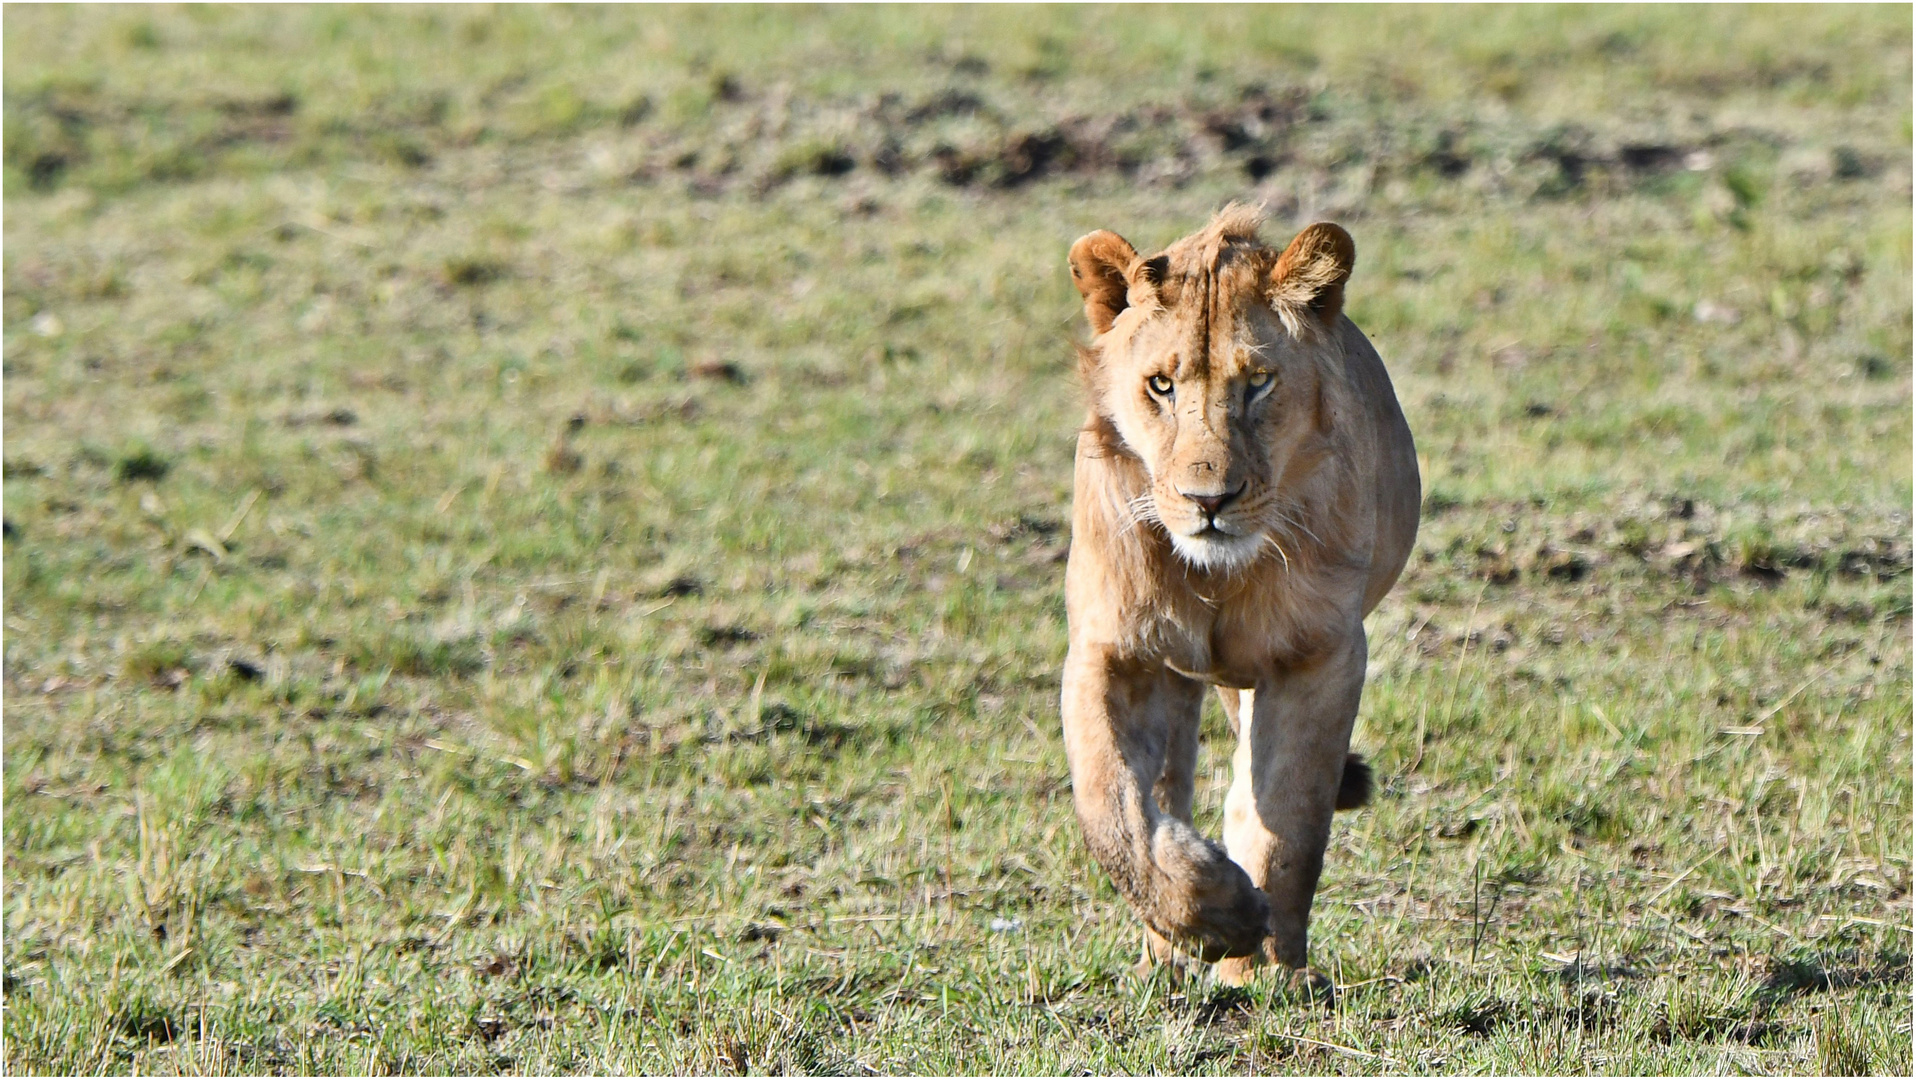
(1261, 532, 1292, 573)
(1115, 491, 1162, 542)
(1265, 500, 1323, 547)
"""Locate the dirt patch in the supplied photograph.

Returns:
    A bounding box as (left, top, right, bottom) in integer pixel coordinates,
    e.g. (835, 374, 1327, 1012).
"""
(11, 64, 1861, 213)
(1447, 990, 1625, 1039)
(1762, 949, 1912, 997)
(623, 79, 1774, 202)
(1425, 495, 1910, 596)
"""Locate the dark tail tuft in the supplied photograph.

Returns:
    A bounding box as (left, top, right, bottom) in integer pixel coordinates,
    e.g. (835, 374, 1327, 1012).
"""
(1334, 753, 1372, 811)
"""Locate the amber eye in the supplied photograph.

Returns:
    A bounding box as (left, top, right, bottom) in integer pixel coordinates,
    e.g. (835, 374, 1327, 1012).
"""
(1247, 370, 1273, 389)
(1147, 375, 1174, 396)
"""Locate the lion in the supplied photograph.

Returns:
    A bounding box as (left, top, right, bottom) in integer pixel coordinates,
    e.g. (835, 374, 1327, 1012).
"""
(1060, 204, 1419, 987)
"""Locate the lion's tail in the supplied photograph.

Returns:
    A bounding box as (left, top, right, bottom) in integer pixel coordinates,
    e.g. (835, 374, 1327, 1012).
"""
(1335, 753, 1373, 811)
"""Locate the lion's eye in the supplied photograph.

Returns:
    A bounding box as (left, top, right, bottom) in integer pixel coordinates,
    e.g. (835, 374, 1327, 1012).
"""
(1246, 370, 1275, 401)
(1147, 375, 1174, 397)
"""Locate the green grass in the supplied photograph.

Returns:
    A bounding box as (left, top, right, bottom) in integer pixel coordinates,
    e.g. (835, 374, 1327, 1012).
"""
(4, 4, 1910, 1074)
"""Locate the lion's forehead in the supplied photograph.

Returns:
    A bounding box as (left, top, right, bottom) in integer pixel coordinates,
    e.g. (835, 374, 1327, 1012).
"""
(1107, 313, 1285, 380)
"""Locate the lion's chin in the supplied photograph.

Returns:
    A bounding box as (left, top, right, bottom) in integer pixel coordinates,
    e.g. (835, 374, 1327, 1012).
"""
(1168, 529, 1266, 575)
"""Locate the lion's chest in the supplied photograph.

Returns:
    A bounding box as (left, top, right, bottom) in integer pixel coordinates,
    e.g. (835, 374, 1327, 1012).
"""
(1150, 570, 1351, 687)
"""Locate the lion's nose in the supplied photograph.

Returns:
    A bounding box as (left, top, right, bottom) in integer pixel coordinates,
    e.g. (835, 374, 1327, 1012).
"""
(1181, 485, 1244, 516)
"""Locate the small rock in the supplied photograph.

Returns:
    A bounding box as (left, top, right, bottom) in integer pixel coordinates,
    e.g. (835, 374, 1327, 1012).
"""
(1831, 146, 1871, 180)
(544, 441, 584, 475)
(1693, 300, 1741, 325)
(658, 576, 703, 598)
(1490, 343, 1530, 370)
(690, 359, 748, 385)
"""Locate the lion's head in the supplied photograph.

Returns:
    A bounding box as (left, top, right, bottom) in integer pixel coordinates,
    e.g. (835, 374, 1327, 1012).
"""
(1069, 205, 1356, 575)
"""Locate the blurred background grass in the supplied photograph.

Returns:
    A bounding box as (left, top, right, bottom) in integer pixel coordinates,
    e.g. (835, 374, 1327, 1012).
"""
(4, 4, 1910, 1074)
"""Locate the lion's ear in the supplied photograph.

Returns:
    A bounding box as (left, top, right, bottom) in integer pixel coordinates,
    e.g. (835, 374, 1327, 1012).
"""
(1270, 222, 1355, 326)
(1069, 230, 1140, 335)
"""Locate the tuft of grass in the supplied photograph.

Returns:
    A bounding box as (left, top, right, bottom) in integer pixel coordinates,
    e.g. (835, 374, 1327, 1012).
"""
(441, 256, 508, 287)
(113, 445, 170, 483)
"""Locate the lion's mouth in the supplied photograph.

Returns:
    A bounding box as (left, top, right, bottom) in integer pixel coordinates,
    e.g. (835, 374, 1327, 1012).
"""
(1187, 518, 1243, 540)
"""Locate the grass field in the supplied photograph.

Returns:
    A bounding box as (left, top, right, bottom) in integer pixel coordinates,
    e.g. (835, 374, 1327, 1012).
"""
(3, 5, 1911, 1074)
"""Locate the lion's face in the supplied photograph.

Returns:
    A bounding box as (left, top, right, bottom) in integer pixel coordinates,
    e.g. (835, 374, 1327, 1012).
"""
(1070, 209, 1356, 574)
(1098, 294, 1325, 573)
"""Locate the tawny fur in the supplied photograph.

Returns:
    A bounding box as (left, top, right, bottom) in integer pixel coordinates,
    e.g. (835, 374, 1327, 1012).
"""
(1061, 205, 1419, 983)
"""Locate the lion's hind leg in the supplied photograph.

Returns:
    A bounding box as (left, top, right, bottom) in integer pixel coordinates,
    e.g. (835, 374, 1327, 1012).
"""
(1133, 926, 1208, 981)
(1225, 686, 1371, 810)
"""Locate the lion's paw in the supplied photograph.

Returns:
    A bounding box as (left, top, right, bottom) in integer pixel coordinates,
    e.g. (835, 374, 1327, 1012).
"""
(1212, 955, 1335, 1004)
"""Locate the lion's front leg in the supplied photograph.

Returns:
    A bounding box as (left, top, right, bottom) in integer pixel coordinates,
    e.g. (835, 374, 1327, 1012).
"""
(1215, 629, 1368, 985)
(1062, 645, 1269, 963)
(1137, 703, 1205, 977)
